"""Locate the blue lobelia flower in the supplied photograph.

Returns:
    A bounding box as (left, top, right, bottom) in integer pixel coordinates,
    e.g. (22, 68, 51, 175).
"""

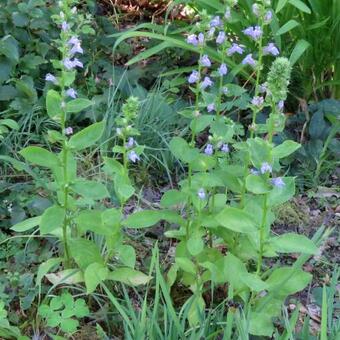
(218, 63, 228, 76)
(204, 143, 214, 155)
(227, 43, 244, 56)
(188, 70, 200, 84)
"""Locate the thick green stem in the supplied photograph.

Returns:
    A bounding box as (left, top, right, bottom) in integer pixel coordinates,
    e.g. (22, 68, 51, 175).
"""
(256, 194, 268, 275)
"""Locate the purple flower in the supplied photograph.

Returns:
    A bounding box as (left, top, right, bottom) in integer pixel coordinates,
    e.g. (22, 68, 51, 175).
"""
(66, 88, 77, 99)
(188, 70, 200, 84)
(198, 33, 205, 45)
(221, 144, 229, 153)
(198, 188, 206, 200)
(251, 96, 264, 107)
(216, 31, 226, 44)
(260, 162, 272, 174)
(204, 144, 213, 155)
(259, 83, 267, 93)
(70, 42, 83, 55)
(64, 127, 73, 136)
(263, 43, 279, 56)
(227, 43, 244, 56)
(271, 177, 285, 188)
(207, 103, 215, 112)
(68, 36, 80, 46)
(218, 63, 228, 76)
(61, 21, 69, 31)
(45, 73, 58, 84)
(126, 137, 135, 148)
(63, 58, 74, 70)
(252, 4, 261, 17)
(200, 55, 211, 67)
(242, 54, 256, 67)
(242, 26, 263, 40)
(207, 27, 216, 38)
(186, 34, 198, 46)
(250, 168, 260, 175)
(278, 100, 284, 111)
(201, 76, 213, 90)
(224, 7, 231, 19)
(210, 16, 221, 28)
(72, 58, 83, 68)
(128, 150, 140, 163)
(264, 10, 272, 23)
(222, 87, 229, 95)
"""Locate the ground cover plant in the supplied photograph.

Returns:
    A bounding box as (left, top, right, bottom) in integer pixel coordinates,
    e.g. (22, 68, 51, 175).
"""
(0, 0, 339, 339)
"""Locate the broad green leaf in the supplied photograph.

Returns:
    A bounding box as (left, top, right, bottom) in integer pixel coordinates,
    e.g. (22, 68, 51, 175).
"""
(0, 119, 19, 130)
(76, 210, 108, 235)
(71, 180, 109, 200)
(246, 175, 271, 194)
(11, 216, 41, 232)
(187, 234, 204, 256)
(66, 98, 93, 113)
(276, 20, 300, 36)
(276, 0, 289, 13)
(240, 272, 268, 292)
(289, 39, 310, 66)
(272, 140, 301, 159)
(270, 233, 318, 254)
(268, 177, 295, 206)
(20, 146, 59, 168)
(160, 189, 187, 208)
(169, 137, 199, 163)
(215, 207, 257, 233)
(266, 267, 312, 296)
(190, 115, 214, 134)
(36, 258, 62, 287)
(84, 262, 108, 294)
(188, 295, 205, 327)
(46, 90, 62, 120)
(69, 238, 104, 270)
(0, 35, 19, 62)
(108, 268, 151, 286)
(249, 311, 275, 337)
(175, 257, 196, 275)
(39, 205, 65, 234)
(45, 269, 84, 285)
(288, 0, 311, 13)
(60, 319, 79, 333)
(103, 157, 125, 175)
(122, 210, 182, 228)
(117, 245, 136, 268)
(68, 121, 105, 151)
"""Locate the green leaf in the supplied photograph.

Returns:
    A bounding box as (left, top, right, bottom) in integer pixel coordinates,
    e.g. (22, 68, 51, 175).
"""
(0, 85, 17, 101)
(272, 140, 301, 159)
(108, 268, 151, 286)
(276, 20, 300, 36)
(289, 39, 310, 66)
(71, 180, 109, 200)
(160, 189, 187, 208)
(76, 210, 107, 236)
(68, 121, 105, 151)
(249, 311, 275, 337)
(36, 258, 62, 287)
(268, 177, 295, 206)
(66, 98, 93, 113)
(175, 257, 196, 275)
(60, 318, 79, 333)
(46, 90, 62, 121)
(266, 267, 312, 296)
(215, 207, 257, 233)
(270, 233, 318, 254)
(20, 146, 59, 168)
(276, 0, 289, 13)
(84, 262, 108, 294)
(188, 295, 205, 327)
(240, 273, 268, 292)
(0, 119, 19, 130)
(246, 175, 271, 194)
(12, 12, 29, 27)
(122, 210, 182, 228)
(0, 35, 19, 62)
(69, 239, 104, 270)
(103, 157, 125, 175)
(11, 216, 41, 232)
(39, 205, 65, 234)
(190, 115, 214, 134)
(117, 245, 136, 268)
(169, 137, 199, 163)
(288, 0, 311, 13)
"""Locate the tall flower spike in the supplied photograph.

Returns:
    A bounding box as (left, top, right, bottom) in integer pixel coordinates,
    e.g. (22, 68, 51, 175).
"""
(266, 57, 292, 102)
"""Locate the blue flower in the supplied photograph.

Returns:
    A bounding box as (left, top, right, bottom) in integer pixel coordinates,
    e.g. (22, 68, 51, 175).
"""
(64, 127, 73, 135)
(63, 58, 83, 70)
(252, 4, 261, 17)
(218, 63, 228, 76)
(264, 10, 272, 23)
(61, 21, 69, 31)
(207, 27, 216, 38)
(186, 34, 198, 46)
(188, 70, 200, 84)
(251, 96, 264, 107)
(198, 33, 205, 45)
(66, 88, 77, 99)
(45, 73, 58, 84)
(278, 100, 284, 111)
(242, 54, 256, 67)
(126, 137, 135, 148)
(260, 162, 272, 174)
(263, 43, 280, 56)
(224, 7, 231, 19)
(204, 143, 213, 155)
(227, 43, 244, 56)
(242, 26, 263, 40)
(216, 31, 226, 44)
(201, 76, 213, 89)
(210, 16, 221, 28)
(250, 168, 260, 175)
(197, 188, 206, 200)
(128, 150, 140, 163)
(200, 55, 212, 67)
(221, 144, 229, 153)
(271, 177, 285, 188)
(207, 103, 215, 112)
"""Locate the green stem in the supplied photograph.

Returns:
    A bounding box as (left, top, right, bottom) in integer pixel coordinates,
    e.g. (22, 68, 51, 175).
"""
(256, 194, 268, 275)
